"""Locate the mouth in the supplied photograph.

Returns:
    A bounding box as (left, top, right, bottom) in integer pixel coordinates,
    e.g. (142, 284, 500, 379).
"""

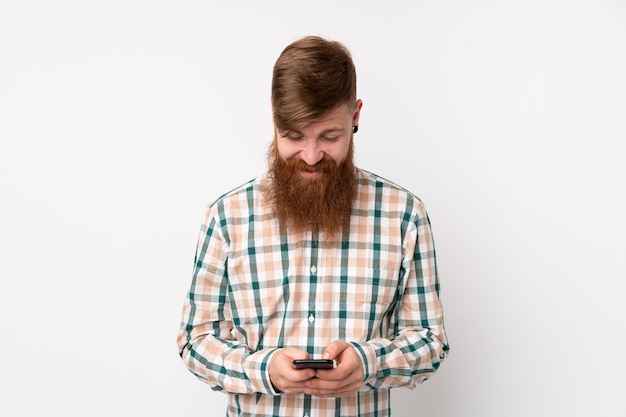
(298, 169, 322, 179)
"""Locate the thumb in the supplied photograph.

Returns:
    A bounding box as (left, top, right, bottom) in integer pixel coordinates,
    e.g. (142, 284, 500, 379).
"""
(323, 340, 349, 360)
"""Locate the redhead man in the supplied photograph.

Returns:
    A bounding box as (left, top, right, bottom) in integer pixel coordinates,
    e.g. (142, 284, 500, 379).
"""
(177, 36, 449, 417)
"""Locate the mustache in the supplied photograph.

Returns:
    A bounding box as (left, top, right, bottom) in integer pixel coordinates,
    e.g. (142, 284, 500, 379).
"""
(285, 155, 337, 174)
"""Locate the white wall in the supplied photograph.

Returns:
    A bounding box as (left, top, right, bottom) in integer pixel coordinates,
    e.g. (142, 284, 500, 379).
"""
(1, 1, 624, 416)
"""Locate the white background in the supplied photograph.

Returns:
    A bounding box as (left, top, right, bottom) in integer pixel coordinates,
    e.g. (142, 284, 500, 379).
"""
(1, 1, 625, 416)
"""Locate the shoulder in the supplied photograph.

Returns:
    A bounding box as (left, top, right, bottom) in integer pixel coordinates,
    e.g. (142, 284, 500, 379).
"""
(202, 175, 267, 226)
(355, 169, 433, 237)
(209, 177, 261, 208)
(356, 168, 424, 210)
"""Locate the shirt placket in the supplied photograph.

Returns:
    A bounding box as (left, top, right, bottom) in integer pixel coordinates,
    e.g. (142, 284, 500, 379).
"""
(303, 235, 319, 417)
(307, 236, 319, 356)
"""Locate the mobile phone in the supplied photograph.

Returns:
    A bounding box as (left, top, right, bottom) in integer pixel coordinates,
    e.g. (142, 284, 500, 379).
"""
(292, 359, 337, 369)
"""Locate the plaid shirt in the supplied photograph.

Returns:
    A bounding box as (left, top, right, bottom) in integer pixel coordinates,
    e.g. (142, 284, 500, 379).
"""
(177, 168, 449, 417)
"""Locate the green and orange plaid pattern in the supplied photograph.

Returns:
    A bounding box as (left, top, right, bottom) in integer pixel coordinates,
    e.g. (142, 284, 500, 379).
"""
(178, 168, 449, 417)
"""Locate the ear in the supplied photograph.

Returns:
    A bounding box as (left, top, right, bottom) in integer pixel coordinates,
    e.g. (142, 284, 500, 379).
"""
(352, 99, 363, 126)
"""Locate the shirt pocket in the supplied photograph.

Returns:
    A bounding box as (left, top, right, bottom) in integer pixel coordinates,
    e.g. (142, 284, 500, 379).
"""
(346, 268, 399, 312)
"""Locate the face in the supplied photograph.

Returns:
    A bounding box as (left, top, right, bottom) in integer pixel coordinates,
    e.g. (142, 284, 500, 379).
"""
(274, 100, 362, 179)
(266, 100, 362, 239)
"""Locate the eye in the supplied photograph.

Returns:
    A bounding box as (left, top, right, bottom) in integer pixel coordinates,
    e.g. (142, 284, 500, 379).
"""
(322, 135, 340, 142)
(282, 132, 303, 141)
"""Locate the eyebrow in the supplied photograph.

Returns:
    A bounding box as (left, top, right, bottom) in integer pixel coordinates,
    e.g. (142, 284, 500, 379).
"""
(282, 127, 346, 138)
(317, 128, 346, 136)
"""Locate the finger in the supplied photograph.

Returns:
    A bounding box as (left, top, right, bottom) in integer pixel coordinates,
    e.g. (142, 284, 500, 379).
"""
(290, 368, 317, 382)
(272, 370, 315, 394)
(314, 356, 362, 381)
(278, 383, 307, 395)
(314, 366, 352, 380)
(270, 348, 314, 393)
(306, 371, 361, 391)
(322, 340, 350, 360)
(282, 348, 310, 361)
(305, 380, 364, 397)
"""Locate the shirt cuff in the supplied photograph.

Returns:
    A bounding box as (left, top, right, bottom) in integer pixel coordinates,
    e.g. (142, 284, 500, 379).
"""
(348, 341, 378, 382)
(243, 348, 281, 395)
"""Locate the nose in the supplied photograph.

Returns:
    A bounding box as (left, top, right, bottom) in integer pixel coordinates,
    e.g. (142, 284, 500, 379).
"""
(300, 139, 324, 166)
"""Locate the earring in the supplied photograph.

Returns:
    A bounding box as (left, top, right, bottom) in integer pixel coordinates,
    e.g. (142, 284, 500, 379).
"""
(353, 125, 359, 134)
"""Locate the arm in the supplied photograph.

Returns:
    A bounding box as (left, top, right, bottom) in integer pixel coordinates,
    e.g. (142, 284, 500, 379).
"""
(353, 201, 449, 390)
(176, 208, 279, 395)
(302, 201, 449, 397)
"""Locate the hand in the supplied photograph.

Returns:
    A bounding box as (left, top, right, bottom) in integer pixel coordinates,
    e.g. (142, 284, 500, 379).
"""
(269, 348, 316, 395)
(304, 340, 365, 397)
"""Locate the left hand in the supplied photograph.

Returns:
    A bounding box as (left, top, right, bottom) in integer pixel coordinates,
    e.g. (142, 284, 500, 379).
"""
(304, 340, 365, 397)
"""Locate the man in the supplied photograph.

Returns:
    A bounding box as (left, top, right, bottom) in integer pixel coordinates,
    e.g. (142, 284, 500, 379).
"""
(177, 36, 449, 417)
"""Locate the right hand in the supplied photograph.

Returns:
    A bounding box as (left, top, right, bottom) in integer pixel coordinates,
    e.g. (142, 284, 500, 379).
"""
(269, 348, 316, 395)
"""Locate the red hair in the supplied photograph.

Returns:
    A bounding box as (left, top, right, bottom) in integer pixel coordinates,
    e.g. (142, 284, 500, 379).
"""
(271, 36, 357, 133)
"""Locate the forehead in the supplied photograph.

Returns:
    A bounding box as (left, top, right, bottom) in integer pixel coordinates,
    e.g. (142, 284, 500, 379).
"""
(294, 104, 352, 132)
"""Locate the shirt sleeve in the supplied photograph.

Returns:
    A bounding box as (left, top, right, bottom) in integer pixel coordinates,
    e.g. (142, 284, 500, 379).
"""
(350, 200, 449, 390)
(176, 205, 281, 396)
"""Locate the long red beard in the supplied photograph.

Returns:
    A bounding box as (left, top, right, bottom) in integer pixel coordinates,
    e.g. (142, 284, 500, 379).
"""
(265, 139, 357, 239)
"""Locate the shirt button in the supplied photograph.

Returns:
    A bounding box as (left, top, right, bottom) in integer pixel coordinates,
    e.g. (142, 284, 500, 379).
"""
(308, 314, 315, 323)
(310, 265, 317, 274)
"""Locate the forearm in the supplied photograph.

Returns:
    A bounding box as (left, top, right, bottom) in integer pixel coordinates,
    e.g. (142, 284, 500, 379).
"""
(178, 322, 279, 395)
(177, 208, 283, 394)
(347, 200, 449, 389)
(350, 326, 448, 390)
